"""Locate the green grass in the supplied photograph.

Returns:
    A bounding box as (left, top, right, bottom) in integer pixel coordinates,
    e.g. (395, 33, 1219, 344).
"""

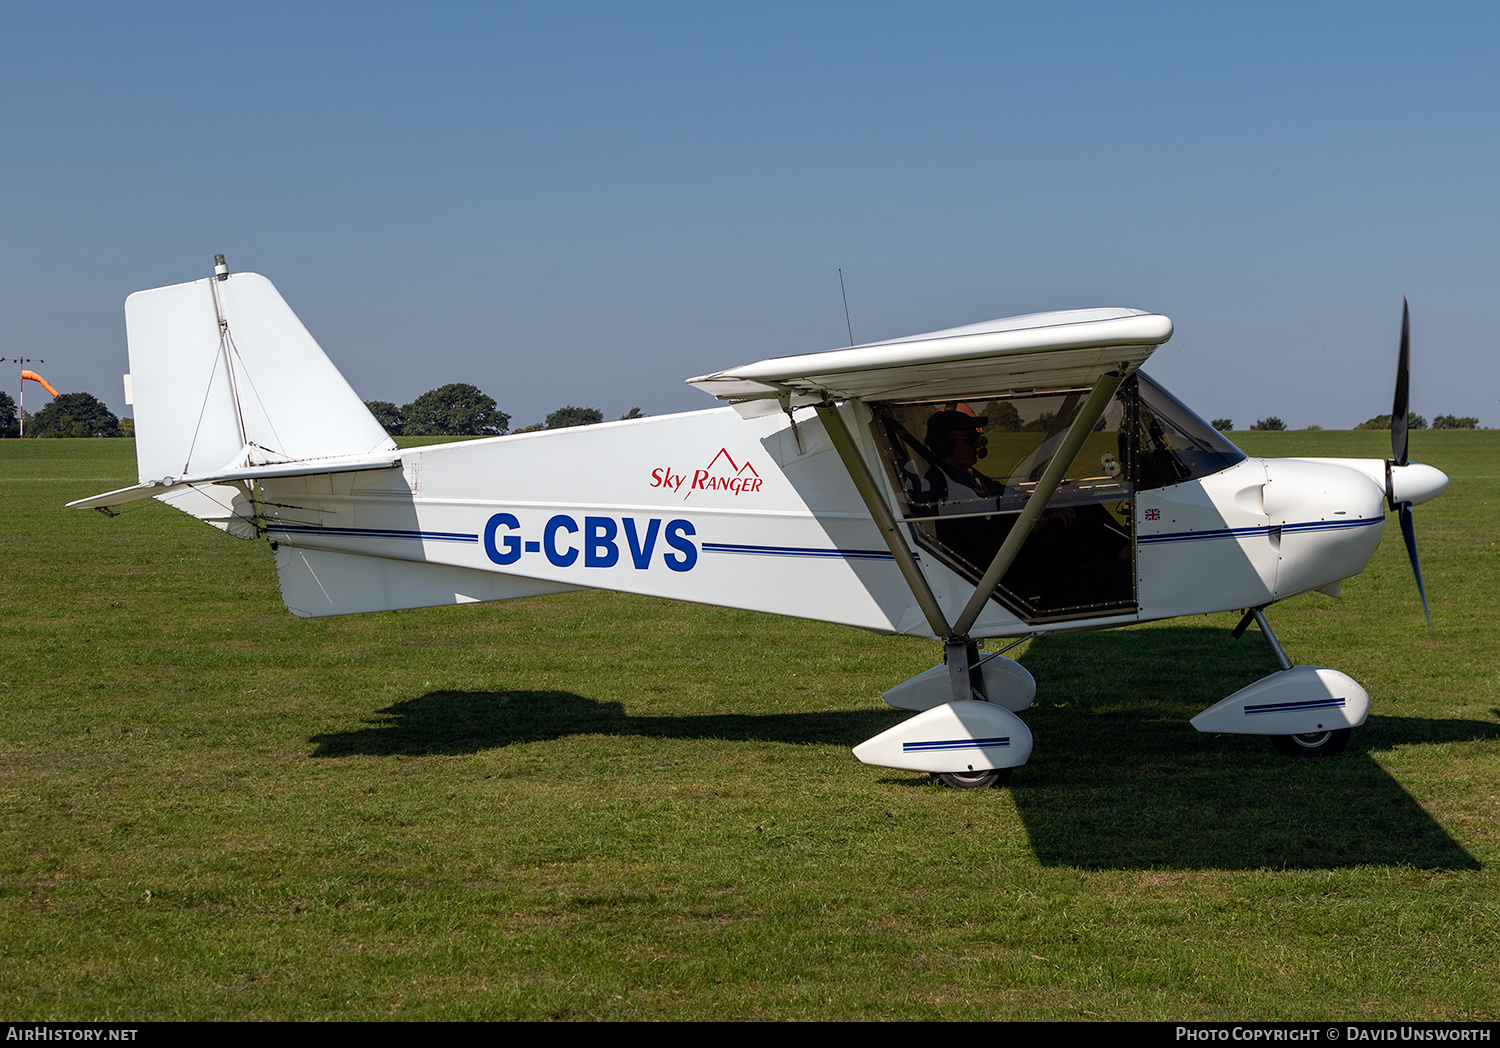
(1, 432, 1497, 1020)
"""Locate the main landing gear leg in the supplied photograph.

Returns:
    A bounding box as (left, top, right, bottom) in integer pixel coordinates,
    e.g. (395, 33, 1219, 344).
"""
(930, 636, 1011, 789)
(944, 635, 986, 704)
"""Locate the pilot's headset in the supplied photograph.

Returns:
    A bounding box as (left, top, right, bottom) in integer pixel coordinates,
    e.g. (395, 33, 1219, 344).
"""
(926, 409, 989, 460)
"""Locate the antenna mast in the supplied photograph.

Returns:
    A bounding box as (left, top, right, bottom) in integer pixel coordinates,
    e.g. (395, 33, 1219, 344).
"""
(838, 268, 854, 346)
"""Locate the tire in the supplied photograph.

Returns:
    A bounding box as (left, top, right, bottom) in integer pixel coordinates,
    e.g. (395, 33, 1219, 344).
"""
(1271, 728, 1351, 757)
(932, 767, 1013, 789)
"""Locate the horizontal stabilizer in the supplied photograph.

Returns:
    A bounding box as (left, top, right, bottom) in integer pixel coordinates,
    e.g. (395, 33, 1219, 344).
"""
(67, 452, 402, 513)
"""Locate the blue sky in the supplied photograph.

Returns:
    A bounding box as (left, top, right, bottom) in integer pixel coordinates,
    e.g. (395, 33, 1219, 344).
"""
(2, 2, 1496, 429)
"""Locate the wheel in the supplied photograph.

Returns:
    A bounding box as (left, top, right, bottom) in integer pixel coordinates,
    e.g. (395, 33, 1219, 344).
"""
(932, 767, 1012, 789)
(1271, 728, 1351, 757)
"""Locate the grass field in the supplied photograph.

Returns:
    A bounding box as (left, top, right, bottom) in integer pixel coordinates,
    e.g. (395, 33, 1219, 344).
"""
(2, 430, 1497, 1020)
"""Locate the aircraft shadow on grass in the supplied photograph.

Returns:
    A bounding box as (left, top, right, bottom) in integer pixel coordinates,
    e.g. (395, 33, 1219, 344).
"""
(309, 625, 1494, 872)
(309, 691, 903, 759)
(1007, 627, 1493, 871)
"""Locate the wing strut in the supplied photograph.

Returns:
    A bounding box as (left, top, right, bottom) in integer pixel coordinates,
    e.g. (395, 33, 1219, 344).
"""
(951, 373, 1122, 635)
(817, 373, 1120, 708)
(814, 402, 952, 639)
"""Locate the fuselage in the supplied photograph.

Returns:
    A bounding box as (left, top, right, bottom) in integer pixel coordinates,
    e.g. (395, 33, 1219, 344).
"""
(93, 271, 1444, 644)
(262, 394, 1445, 639)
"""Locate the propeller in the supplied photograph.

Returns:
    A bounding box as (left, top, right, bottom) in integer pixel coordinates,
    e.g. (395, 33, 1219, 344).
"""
(1392, 299, 1410, 469)
(1385, 298, 1434, 636)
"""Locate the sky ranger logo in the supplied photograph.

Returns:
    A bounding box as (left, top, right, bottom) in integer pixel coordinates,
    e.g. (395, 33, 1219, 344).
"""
(650, 448, 763, 500)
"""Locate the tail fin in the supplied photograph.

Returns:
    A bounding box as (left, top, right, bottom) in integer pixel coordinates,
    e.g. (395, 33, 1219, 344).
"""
(122, 268, 396, 535)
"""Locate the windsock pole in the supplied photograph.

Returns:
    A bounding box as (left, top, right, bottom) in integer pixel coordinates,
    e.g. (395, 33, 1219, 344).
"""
(3, 358, 54, 437)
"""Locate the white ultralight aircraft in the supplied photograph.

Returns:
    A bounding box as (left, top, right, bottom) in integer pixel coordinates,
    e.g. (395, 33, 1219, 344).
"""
(73, 258, 1450, 787)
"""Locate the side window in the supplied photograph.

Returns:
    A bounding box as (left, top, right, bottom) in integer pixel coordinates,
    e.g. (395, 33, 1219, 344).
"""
(876, 393, 1131, 519)
(871, 390, 1136, 622)
(864, 371, 1242, 623)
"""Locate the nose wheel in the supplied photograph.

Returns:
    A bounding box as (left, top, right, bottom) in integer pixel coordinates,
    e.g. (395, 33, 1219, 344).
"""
(1271, 728, 1351, 757)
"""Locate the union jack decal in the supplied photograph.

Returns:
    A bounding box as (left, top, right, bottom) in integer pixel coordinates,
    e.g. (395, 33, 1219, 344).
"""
(1145, 508, 1160, 521)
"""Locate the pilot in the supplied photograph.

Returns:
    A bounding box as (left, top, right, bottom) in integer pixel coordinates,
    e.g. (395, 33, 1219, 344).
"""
(903, 405, 1129, 611)
(900, 409, 1006, 569)
(911, 408, 997, 506)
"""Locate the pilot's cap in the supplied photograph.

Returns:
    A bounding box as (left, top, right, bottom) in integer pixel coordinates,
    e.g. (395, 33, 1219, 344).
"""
(926, 409, 989, 440)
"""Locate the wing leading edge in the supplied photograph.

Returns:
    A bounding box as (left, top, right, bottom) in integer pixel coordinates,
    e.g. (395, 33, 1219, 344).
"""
(686, 307, 1173, 415)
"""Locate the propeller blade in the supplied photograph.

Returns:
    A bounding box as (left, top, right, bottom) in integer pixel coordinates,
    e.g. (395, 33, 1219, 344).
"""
(1397, 502, 1434, 637)
(1392, 298, 1410, 467)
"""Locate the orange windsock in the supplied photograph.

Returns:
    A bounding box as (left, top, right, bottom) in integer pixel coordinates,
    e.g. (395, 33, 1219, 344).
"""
(21, 370, 58, 397)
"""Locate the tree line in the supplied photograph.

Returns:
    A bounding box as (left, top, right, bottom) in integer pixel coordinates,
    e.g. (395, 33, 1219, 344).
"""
(0, 383, 646, 439)
(363, 383, 643, 437)
(1210, 412, 1480, 433)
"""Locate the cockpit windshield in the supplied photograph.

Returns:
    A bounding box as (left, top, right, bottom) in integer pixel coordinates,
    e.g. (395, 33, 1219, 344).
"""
(1133, 373, 1246, 489)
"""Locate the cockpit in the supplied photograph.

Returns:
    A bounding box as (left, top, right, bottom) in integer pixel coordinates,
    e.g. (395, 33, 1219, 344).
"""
(870, 373, 1246, 624)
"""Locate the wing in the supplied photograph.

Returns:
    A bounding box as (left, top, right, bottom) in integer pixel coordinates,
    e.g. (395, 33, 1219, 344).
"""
(686, 307, 1173, 415)
(687, 306, 1176, 648)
